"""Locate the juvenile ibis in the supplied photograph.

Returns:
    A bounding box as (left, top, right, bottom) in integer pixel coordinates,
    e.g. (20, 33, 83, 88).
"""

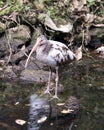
(25, 35, 76, 99)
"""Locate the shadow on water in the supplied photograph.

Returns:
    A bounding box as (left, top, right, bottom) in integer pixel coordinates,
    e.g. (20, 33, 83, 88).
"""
(0, 56, 104, 130)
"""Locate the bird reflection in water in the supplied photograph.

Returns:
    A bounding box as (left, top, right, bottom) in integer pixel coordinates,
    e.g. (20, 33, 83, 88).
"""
(28, 94, 49, 130)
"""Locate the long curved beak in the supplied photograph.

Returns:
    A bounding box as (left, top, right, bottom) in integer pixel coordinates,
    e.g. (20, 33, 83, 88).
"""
(25, 40, 41, 68)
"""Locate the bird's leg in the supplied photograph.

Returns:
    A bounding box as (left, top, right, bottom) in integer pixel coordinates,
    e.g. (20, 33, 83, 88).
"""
(55, 66, 58, 97)
(44, 67, 52, 94)
(50, 66, 60, 100)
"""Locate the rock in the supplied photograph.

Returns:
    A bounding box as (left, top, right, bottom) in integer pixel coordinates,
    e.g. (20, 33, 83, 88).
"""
(90, 27, 104, 38)
(1, 25, 31, 64)
(4, 66, 17, 79)
(8, 25, 31, 42)
(0, 25, 31, 59)
(76, 27, 104, 48)
(12, 65, 23, 75)
(0, 35, 9, 57)
(64, 96, 80, 114)
(20, 69, 50, 82)
(8, 25, 31, 52)
(0, 21, 6, 33)
(19, 59, 45, 70)
(10, 49, 28, 64)
(88, 36, 102, 48)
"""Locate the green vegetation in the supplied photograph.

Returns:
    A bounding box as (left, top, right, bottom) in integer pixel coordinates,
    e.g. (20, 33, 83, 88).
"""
(0, 0, 30, 16)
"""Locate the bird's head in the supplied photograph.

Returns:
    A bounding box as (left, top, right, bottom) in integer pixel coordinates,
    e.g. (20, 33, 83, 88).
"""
(37, 35, 47, 43)
(25, 35, 47, 68)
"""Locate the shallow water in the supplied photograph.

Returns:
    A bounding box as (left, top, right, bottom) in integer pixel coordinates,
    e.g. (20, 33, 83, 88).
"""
(0, 56, 104, 130)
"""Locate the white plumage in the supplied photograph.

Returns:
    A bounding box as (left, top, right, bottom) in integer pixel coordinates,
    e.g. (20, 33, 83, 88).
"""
(25, 35, 75, 99)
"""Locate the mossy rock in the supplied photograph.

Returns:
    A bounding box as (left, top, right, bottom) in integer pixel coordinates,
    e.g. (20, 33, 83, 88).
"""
(0, 21, 6, 33)
(8, 25, 31, 42)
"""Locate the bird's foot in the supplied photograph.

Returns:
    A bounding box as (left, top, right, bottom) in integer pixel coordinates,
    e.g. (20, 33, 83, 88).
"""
(44, 89, 52, 95)
(50, 95, 61, 101)
(40, 88, 52, 97)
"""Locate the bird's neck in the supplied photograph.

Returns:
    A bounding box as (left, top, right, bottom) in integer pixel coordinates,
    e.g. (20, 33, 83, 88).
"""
(37, 41, 52, 55)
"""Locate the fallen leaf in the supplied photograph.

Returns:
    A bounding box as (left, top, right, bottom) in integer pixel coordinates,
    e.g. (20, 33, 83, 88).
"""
(95, 46, 104, 54)
(57, 103, 65, 106)
(15, 102, 19, 105)
(21, 45, 26, 51)
(37, 116, 47, 124)
(61, 109, 74, 114)
(38, 14, 73, 33)
(93, 24, 104, 27)
(85, 13, 95, 23)
(0, 60, 5, 65)
(75, 45, 82, 61)
(15, 119, 26, 125)
(25, 103, 30, 106)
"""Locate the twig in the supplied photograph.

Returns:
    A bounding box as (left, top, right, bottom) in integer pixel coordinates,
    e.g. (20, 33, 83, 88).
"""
(0, 4, 8, 12)
(82, 30, 87, 53)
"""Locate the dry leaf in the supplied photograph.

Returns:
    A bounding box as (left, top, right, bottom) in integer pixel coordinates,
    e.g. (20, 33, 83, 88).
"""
(95, 46, 104, 54)
(37, 116, 47, 124)
(15, 102, 19, 105)
(38, 14, 73, 33)
(0, 60, 5, 65)
(85, 13, 95, 23)
(25, 103, 30, 106)
(15, 119, 26, 125)
(75, 45, 82, 61)
(61, 109, 74, 114)
(73, 0, 78, 9)
(57, 103, 65, 106)
(21, 45, 26, 51)
(93, 24, 104, 27)
(9, 12, 18, 23)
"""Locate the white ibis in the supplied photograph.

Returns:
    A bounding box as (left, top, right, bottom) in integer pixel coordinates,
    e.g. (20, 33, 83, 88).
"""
(25, 35, 75, 99)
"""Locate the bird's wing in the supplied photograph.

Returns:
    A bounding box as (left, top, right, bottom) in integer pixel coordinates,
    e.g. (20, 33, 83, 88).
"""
(48, 40, 75, 64)
(49, 40, 69, 48)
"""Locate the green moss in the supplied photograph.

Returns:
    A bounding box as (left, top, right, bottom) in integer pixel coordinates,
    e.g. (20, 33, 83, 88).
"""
(0, 1, 30, 16)
(44, 0, 65, 24)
